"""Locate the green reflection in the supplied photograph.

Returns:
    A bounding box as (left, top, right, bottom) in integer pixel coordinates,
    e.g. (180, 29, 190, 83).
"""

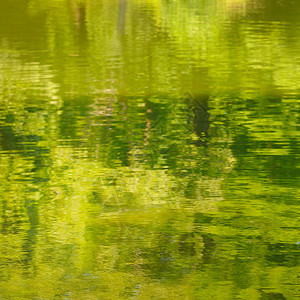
(0, 0, 299, 299)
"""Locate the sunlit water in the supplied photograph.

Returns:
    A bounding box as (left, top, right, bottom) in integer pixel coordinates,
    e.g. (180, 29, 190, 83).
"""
(0, 0, 299, 299)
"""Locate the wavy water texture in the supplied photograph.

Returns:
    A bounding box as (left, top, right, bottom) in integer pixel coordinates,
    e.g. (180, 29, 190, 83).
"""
(0, 0, 299, 299)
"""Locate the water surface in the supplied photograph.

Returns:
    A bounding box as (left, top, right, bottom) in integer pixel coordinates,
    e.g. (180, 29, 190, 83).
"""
(0, 0, 299, 299)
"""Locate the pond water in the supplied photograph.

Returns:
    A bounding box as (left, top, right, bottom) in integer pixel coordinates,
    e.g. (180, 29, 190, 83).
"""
(0, 0, 299, 299)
